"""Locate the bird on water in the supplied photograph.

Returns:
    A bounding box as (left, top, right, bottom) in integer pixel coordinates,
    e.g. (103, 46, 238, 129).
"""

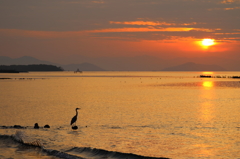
(70, 108, 80, 130)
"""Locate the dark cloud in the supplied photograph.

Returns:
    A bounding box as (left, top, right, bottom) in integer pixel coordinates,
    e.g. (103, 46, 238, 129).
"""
(0, 0, 239, 31)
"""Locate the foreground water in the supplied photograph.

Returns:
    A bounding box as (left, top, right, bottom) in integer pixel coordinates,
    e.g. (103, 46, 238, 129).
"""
(0, 71, 239, 159)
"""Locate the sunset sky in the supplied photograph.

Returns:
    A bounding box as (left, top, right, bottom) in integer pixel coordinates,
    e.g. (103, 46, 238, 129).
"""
(0, 0, 240, 64)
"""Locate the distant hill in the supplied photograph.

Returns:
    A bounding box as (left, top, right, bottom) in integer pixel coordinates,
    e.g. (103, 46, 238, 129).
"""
(1, 55, 237, 71)
(58, 55, 167, 71)
(0, 56, 54, 65)
(162, 62, 226, 71)
(0, 56, 105, 71)
(62, 63, 105, 71)
(0, 64, 63, 72)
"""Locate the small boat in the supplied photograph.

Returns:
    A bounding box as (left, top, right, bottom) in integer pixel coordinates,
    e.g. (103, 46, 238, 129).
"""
(74, 69, 82, 73)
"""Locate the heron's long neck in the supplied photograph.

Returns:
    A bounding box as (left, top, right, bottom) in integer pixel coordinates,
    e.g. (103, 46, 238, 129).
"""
(76, 109, 78, 116)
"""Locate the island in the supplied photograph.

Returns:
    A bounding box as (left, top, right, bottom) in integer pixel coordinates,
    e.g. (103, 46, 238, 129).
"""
(0, 64, 64, 73)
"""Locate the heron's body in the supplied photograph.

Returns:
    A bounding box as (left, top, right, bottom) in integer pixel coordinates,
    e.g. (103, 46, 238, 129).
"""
(70, 108, 80, 126)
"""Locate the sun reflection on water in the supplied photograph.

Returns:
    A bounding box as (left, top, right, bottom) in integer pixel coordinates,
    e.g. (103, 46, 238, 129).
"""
(202, 72, 214, 75)
(199, 81, 215, 123)
(196, 80, 216, 157)
(202, 81, 214, 88)
(194, 143, 214, 158)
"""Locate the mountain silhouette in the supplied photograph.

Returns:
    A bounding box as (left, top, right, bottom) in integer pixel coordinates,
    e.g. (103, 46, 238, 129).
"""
(0, 56, 53, 65)
(0, 56, 235, 71)
(0, 56, 105, 71)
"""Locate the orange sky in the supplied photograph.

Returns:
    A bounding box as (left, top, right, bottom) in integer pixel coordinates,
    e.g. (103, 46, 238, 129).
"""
(0, 0, 239, 65)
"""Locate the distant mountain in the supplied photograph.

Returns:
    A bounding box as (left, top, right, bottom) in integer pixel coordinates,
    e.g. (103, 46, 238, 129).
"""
(0, 56, 12, 64)
(162, 62, 226, 71)
(2, 55, 238, 71)
(0, 56, 54, 65)
(62, 63, 105, 71)
(54, 54, 239, 71)
(0, 56, 105, 71)
(56, 55, 168, 71)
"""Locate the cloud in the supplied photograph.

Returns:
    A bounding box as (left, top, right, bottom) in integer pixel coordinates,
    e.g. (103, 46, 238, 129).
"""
(0, 0, 240, 60)
(0, 29, 87, 39)
(224, 6, 240, 10)
(109, 21, 198, 26)
(91, 0, 105, 4)
(87, 27, 218, 33)
(220, 0, 239, 4)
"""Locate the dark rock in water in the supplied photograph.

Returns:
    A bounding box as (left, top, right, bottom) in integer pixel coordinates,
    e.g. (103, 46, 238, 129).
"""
(13, 125, 24, 129)
(0, 125, 25, 129)
(34, 123, 39, 129)
(44, 124, 50, 128)
(1, 126, 8, 129)
(72, 126, 78, 130)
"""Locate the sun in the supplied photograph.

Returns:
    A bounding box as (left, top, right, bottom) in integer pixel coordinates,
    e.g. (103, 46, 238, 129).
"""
(202, 39, 215, 46)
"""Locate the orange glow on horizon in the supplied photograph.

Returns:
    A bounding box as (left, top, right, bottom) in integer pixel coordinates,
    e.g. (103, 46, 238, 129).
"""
(1, 28, 239, 59)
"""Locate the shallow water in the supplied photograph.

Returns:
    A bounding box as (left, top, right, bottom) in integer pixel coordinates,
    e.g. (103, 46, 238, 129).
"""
(0, 71, 240, 159)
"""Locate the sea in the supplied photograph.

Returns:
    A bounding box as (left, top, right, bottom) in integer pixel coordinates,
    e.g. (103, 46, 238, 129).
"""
(0, 71, 239, 159)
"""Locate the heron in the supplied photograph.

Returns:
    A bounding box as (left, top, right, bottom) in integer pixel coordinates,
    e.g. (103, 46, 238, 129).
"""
(70, 108, 80, 127)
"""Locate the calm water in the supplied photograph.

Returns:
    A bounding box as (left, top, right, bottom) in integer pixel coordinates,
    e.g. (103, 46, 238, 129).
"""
(0, 71, 240, 159)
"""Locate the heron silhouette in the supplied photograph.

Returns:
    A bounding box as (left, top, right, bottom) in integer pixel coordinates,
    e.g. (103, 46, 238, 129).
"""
(70, 108, 80, 129)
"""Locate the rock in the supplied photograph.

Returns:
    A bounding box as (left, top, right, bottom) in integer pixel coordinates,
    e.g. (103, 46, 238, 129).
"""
(34, 123, 39, 129)
(44, 125, 50, 128)
(13, 125, 24, 129)
(72, 126, 78, 130)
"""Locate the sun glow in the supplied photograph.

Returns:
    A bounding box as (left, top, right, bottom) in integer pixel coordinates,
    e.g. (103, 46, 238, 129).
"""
(202, 39, 215, 46)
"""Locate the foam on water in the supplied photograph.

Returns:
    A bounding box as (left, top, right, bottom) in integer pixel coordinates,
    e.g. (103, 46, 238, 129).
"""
(0, 127, 169, 159)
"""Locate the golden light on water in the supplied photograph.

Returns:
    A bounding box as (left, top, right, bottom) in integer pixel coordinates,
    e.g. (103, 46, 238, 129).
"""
(199, 81, 216, 124)
(202, 72, 214, 75)
(202, 81, 213, 88)
(200, 102, 214, 122)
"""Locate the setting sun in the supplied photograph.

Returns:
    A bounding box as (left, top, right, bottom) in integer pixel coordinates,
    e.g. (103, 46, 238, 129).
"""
(202, 39, 215, 46)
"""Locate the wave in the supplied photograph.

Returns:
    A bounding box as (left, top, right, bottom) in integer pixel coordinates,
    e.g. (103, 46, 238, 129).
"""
(65, 147, 169, 159)
(0, 131, 43, 147)
(0, 132, 169, 159)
